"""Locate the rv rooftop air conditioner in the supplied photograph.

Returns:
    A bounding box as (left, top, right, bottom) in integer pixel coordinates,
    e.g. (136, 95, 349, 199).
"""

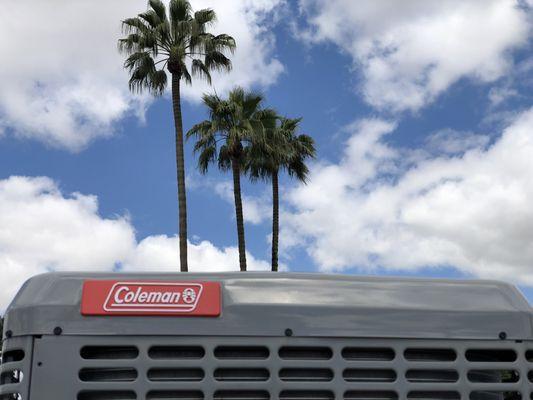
(1, 272, 532, 399)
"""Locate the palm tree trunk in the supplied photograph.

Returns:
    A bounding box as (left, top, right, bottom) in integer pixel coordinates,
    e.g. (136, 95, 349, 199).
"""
(232, 158, 247, 271)
(171, 73, 188, 272)
(271, 169, 279, 272)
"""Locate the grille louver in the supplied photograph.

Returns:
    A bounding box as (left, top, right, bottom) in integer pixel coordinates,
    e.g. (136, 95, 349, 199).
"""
(68, 341, 533, 400)
(4, 336, 533, 399)
(0, 339, 30, 400)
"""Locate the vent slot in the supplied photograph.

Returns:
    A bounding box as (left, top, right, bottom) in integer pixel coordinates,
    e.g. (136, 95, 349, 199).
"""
(407, 391, 460, 400)
(148, 368, 204, 382)
(77, 390, 137, 400)
(213, 390, 270, 399)
(342, 347, 395, 361)
(344, 391, 398, 400)
(1, 370, 24, 385)
(80, 346, 138, 360)
(279, 390, 334, 400)
(214, 346, 269, 360)
(146, 390, 204, 399)
(279, 347, 332, 360)
(79, 368, 137, 382)
(279, 368, 333, 382)
(343, 368, 396, 382)
(406, 370, 458, 383)
(214, 368, 269, 381)
(2, 350, 24, 363)
(468, 370, 519, 383)
(149, 346, 205, 360)
(470, 392, 521, 400)
(0, 394, 22, 400)
(465, 349, 517, 362)
(404, 349, 456, 362)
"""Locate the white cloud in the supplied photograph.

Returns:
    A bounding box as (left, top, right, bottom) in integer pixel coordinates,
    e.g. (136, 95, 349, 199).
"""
(424, 129, 490, 155)
(124, 235, 270, 271)
(296, 0, 531, 112)
(489, 86, 520, 107)
(0, 176, 270, 311)
(282, 107, 533, 285)
(0, 0, 284, 151)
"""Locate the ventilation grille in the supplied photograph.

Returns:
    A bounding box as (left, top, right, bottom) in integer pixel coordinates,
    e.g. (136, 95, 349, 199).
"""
(24, 336, 533, 399)
(0, 338, 32, 400)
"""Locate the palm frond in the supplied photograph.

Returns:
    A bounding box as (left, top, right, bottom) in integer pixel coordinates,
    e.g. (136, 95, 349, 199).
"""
(218, 145, 232, 171)
(191, 59, 212, 84)
(168, 0, 192, 41)
(139, 10, 162, 29)
(203, 33, 236, 54)
(194, 9, 216, 27)
(122, 17, 152, 36)
(150, 69, 168, 95)
(200, 93, 222, 114)
(125, 52, 167, 96)
(118, 33, 142, 53)
(149, 0, 167, 22)
(181, 61, 192, 84)
(287, 156, 310, 183)
(204, 51, 232, 73)
(285, 133, 315, 183)
(187, 120, 213, 140)
(197, 145, 217, 173)
(154, 20, 172, 49)
(242, 92, 264, 119)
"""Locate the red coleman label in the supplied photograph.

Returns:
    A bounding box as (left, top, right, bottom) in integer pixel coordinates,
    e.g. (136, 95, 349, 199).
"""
(81, 280, 221, 316)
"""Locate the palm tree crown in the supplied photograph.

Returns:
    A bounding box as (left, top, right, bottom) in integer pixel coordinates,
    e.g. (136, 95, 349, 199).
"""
(189, 89, 272, 172)
(119, 0, 236, 94)
(248, 117, 315, 182)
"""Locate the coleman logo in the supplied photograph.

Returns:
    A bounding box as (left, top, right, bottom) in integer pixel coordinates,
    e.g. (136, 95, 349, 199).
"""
(104, 282, 203, 312)
(81, 280, 221, 316)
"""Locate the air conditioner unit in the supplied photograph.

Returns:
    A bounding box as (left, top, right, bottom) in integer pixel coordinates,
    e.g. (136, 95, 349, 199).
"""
(0, 272, 531, 399)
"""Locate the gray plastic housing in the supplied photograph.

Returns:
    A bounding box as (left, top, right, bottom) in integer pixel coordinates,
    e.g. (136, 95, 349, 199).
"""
(2, 272, 533, 400)
(3, 272, 532, 340)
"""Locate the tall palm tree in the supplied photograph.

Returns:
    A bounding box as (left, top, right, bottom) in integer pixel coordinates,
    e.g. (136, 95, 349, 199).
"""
(248, 116, 316, 271)
(187, 88, 272, 271)
(119, 0, 236, 272)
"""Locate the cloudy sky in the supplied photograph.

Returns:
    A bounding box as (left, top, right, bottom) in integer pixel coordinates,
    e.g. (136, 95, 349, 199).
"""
(0, 0, 532, 309)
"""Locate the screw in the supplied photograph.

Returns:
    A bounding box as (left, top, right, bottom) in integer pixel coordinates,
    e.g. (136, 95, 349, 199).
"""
(37, 362, 43, 367)
(499, 331, 507, 340)
(5, 330, 12, 338)
(53, 327, 63, 336)
(285, 328, 293, 337)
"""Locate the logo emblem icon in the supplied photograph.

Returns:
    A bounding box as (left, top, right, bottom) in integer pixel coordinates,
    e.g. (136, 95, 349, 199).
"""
(182, 288, 197, 304)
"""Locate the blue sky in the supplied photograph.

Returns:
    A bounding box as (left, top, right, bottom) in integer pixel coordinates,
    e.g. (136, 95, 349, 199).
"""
(0, 0, 532, 308)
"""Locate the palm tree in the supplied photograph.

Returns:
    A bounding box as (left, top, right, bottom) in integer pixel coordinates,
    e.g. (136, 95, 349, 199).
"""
(248, 116, 316, 271)
(187, 88, 272, 271)
(118, 0, 236, 272)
